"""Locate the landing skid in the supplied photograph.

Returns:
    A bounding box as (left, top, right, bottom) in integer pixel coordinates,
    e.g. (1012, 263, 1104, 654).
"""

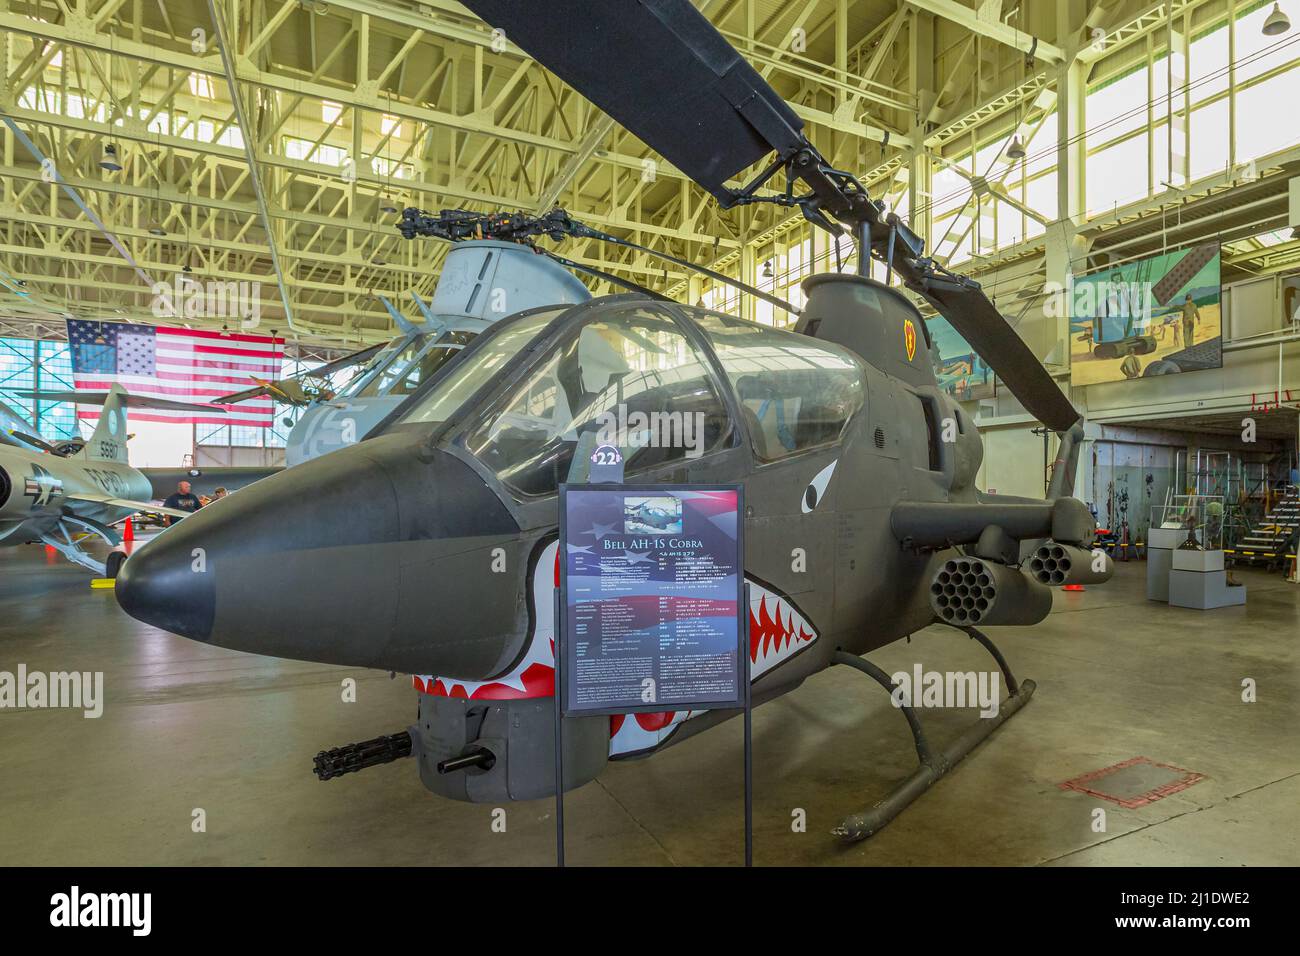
(830, 626, 1034, 843)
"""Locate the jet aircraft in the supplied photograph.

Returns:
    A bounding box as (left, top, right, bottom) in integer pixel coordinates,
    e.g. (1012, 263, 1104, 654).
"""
(2, 385, 222, 576)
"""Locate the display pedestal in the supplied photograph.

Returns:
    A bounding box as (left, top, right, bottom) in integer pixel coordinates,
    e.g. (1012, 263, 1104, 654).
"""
(1146, 527, 1184, 602)
(1168, 548, 1246, 609)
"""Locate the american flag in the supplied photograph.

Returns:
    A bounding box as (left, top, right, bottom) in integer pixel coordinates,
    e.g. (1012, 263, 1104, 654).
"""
(66, 320, 284, 426)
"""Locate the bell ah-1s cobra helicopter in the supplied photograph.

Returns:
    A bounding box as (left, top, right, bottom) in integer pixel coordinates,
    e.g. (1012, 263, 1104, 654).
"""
(115, 0, 1112, 842)
(1, 384, 225, 576)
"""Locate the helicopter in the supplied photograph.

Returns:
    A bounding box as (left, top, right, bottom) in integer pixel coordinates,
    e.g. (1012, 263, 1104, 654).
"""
(214, 243, 592, 467)
(626, 500, 682, 533)
(114, 0, 1112, 842)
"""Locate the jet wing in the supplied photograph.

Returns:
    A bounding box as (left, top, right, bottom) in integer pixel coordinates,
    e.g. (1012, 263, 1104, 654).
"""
(62, 491, 191, 519)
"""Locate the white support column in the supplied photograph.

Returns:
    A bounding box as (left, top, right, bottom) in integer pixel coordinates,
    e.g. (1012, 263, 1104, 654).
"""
(1166, 15, 1190, 189)
(1056, 59, 1086, 227)
(909, 10, 935, 255)
(739, 244, 757, 323)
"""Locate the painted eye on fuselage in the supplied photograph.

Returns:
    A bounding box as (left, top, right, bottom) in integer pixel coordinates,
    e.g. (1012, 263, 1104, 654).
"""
(802, 460, 837, 513)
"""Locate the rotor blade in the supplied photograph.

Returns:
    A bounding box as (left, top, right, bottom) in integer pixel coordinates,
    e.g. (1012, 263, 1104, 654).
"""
(906, 277, 1079, 432)
(307, 341, 386, 378)
(593, 232, 799, 316)
(20, 391, 230, 414)
(460, 0, 805, 202)
(539, 250, 674, 301)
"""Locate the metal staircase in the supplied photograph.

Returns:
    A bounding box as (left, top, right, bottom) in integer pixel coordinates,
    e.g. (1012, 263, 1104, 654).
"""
(1230, 486, 1299, 571)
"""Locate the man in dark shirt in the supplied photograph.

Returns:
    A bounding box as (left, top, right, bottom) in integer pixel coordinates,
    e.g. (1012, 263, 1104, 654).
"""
(162, 480, 203, 526)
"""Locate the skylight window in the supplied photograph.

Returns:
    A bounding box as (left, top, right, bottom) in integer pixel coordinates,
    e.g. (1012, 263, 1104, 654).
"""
(188, 73, 215, 99)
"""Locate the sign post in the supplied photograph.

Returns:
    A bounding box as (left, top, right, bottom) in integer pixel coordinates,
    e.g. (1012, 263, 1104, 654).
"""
(555, 483, 749, 864)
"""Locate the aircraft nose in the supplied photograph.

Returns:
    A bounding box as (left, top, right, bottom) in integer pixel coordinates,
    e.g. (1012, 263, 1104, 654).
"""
(115, 439, 403, 658)
(115, 434, 523, 674)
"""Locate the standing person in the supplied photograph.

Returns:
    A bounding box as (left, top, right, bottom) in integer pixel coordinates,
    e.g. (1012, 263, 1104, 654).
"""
(1181, 293, 1200, 347)
(162, 480, 203, 526)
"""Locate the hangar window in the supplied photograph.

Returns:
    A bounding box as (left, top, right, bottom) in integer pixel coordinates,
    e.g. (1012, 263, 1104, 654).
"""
(466, 306, 731, 498)
(688, 309, 865, 463)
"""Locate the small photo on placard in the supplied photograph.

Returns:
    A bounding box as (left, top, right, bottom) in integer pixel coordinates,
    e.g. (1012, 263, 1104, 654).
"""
(623, 495, 683, 534)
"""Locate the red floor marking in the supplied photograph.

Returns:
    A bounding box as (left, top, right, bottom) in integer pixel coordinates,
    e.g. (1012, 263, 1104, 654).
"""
(1059, 756, 1207, 809)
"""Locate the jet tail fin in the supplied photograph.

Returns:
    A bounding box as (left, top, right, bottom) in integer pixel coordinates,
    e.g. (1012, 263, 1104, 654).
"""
(18, 385, 227, 463)
(86, 383, 130, 462)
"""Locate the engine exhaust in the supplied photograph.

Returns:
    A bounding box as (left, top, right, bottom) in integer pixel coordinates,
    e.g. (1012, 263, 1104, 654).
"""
(928, 557, 1052, 627)
(1029, 543, 1113, 587)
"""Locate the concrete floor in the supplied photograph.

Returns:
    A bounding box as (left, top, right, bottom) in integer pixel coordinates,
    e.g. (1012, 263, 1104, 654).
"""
(1, 539, 1297, 866)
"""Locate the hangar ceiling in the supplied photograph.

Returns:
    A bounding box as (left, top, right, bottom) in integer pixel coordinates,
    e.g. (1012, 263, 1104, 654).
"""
(0, 0, 1297, 347)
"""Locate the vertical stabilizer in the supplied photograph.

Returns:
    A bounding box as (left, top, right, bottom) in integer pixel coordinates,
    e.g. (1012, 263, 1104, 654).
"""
(85, 383, 130, 462)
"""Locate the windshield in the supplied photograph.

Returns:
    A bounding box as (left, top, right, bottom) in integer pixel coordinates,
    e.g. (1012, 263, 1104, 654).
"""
(465, 304, 732, 498)
(352, 333, 431, 397)
(398, 309, 567, 426)
(355, 330, 477, 398)
(334, 333, 411, 398)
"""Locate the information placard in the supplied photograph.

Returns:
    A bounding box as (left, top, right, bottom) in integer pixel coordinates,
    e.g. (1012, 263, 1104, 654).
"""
(558, 484, 744, 715)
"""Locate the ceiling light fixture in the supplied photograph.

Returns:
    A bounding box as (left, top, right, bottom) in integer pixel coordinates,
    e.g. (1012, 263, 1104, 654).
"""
(1005, 134, 1026, 161)
(99, 143, 123, 171)
(1262, 3, 1291, 35)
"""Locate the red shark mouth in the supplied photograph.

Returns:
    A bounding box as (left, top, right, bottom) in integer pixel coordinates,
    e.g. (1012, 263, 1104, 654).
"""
(749, 590, 816, 678)
(412, 541, 818, 756)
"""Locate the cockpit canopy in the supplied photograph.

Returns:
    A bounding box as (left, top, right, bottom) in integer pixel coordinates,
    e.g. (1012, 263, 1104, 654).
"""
(345, 328, 479, 400)
(394, 299, 866, 498)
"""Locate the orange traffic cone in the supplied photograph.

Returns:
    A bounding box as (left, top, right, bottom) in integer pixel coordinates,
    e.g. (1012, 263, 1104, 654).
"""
(122, 516, 135, 553)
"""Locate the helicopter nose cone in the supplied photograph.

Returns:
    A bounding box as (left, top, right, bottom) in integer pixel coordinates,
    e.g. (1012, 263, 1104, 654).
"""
(116, 434, 523, 675)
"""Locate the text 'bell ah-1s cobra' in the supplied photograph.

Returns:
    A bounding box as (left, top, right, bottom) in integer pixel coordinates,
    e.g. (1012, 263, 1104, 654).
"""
(1, 384, 223, 576)
(115, 0, 1112, 841)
